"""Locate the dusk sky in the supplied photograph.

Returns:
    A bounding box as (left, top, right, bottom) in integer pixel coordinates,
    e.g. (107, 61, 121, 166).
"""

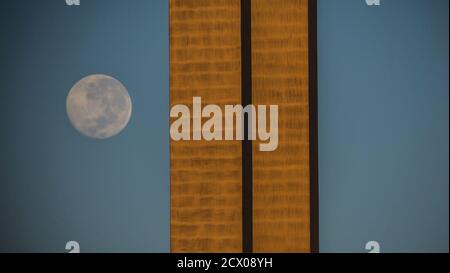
(0, 0, 169, 252)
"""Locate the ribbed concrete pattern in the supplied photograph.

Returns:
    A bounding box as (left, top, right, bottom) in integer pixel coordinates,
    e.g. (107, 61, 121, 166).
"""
(252, 0, 311, 252)
(170, 0, 243, 253)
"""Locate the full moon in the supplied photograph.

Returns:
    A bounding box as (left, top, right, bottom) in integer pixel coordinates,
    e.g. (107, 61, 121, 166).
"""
(66, 74, 132, 139)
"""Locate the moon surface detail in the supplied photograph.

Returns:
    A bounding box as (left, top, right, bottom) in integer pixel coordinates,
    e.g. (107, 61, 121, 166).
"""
(66, 74, 132, 139)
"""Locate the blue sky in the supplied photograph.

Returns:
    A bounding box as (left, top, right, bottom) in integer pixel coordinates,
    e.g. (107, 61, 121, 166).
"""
(0, 0, 169, 252)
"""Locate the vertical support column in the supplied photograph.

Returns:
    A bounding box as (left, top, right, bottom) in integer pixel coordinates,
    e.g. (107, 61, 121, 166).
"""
(241, 0, 253, 254)
(252, 0, 314, 252)
(308, 0, 319, 253)
(170, 0, 243, 253)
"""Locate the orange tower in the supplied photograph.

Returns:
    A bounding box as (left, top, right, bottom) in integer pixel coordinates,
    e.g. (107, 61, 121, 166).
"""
(170, 0, 318, 253)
